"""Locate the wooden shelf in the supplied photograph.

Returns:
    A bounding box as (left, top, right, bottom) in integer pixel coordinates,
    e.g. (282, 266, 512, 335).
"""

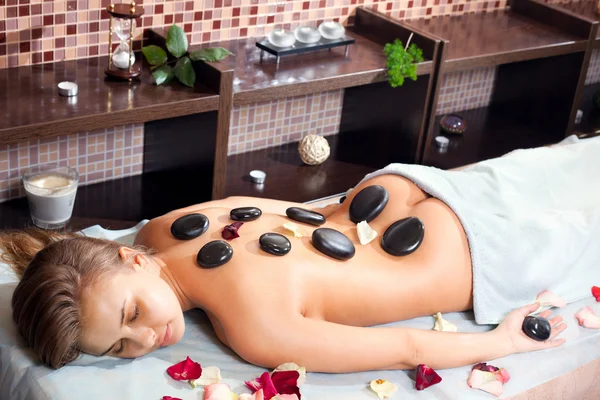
(0, 56, 220, 145)
(404, 8, 588, 72)
(151, 28, 433, 106)
(423, 104, 567, 170)
(552, 0, 600, 43)
(573, 82, 600, 134)
(225, 134, 378, 203)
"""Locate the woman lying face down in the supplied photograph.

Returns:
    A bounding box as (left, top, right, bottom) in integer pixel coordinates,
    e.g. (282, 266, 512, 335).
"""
(1, 174, 567, 372)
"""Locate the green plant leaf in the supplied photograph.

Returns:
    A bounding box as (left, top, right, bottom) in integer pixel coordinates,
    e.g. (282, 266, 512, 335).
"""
(174, 56, 196, 87)
(141, 45, 168, 66)
(189, 47, 233, 62)
(166, 24, 188, 58)
(383, 38, 423, 88)
(152, 65, 174, 85)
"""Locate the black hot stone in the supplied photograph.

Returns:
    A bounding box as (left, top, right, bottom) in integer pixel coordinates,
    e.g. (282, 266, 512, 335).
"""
(286, 207, 326, 226)
(522, 315, 552, 341)
(196, 240, 233, 269)
(170, 213, 210, 240)
(349, 185, 389, 223)
(339, 196, 346, 204)
(230, 207, 262, 221)
(259, 233, 292, 256)
(312, 228, 355, 260)
(381, 217, 425, 256)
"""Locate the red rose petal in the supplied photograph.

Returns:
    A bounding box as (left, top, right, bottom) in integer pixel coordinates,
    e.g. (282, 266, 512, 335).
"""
(592, 286, 600, 302)
(162, 397, 182, 400)
(166, 356, 202, 381)
(245, 372, 279, 400)
(222, 222, 244, 240)
(271, 370, 301, 398)
(472, 362, 499, 373)
(415, 364, 442, 390)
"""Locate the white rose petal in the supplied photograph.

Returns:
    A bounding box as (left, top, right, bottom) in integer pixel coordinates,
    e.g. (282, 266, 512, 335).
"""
(357, 221, 378, 245)
(283, 222, 308, 238)
(432, 312, 458, 332)
(189, 366, 222, 388)
(369, 379, 397, 399)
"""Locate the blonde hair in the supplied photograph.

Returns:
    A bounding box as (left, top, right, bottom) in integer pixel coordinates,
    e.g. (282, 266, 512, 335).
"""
(0, 229, 139, 368)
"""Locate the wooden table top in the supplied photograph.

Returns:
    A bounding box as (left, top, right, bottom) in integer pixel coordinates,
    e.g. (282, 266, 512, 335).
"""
(185, 28, 433, 105)
(0, 56, 219, 145)
(405, 9, 588, 71)
(552, 0, 600, 39)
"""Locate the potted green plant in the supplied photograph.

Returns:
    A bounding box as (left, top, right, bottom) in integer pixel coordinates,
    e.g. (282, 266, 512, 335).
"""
(384, 34, 424, 88)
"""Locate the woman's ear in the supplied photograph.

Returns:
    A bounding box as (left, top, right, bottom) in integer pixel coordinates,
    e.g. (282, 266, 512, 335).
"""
(118, 246, 136, 261)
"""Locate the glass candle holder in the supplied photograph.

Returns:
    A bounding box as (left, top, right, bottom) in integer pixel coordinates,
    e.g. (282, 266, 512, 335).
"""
(318, 21, 345, 40)
(294, 26, 321, 44)
(268, 29, 296, 48)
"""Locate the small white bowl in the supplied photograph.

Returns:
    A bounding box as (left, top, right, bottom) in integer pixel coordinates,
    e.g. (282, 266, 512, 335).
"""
(58, 81, 78, 97)
(249, 170, 266, 184)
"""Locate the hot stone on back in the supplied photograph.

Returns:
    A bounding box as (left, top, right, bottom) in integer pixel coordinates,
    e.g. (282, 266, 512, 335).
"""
(349, 185, 389, 223)
(170, 213, 210, 240)
(381, 217, 425, 256)
(312, 228, 355, 260)
(522, 315, 551, 341)
(286, 207, 326, 226)
(197, 240, 233, 269)
(259, 233, 292, 256)
(230, 207, 262, 222)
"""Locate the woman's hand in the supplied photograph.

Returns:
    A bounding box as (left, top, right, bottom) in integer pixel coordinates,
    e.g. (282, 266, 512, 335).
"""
(494, 303, 567, 355)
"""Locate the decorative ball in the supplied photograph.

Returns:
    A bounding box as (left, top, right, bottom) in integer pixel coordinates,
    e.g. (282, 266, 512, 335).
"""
(298, 134, 330, 165)
(440, 114, 467, 135)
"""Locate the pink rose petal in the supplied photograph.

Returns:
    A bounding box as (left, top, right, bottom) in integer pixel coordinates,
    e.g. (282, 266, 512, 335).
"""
(204, 383, 236, 400)
(468, 370, 504, 397)
(415, 364, 442, 390)
(497, 368, 510, 384)
(166, 356, 202, 381)
(575, 306, 600, 328)
(271, 370, 301, 398)
(245, 372, 279, 400)
(472, 362, 499, 373)
(592, 286, 600, 302)
(240, 389, 265, 400)
(536, 290, 567, 308)
(162, 397, 182, 400)
(272, 395, 299, 400)
(222, 222, 243, 240)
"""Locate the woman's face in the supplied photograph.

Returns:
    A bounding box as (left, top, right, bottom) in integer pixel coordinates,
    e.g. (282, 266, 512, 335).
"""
(78, 253, 185, 359)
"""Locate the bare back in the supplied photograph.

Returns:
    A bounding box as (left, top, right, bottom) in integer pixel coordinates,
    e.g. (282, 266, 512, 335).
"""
(134, 174, 473, 351)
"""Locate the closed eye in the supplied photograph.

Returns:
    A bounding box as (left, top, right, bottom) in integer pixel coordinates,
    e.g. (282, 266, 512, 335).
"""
(114, 340, 124, 355)
(130, 305, 139, 323)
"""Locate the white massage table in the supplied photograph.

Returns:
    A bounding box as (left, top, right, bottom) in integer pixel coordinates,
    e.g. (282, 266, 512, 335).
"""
(1, 195, 600, 399)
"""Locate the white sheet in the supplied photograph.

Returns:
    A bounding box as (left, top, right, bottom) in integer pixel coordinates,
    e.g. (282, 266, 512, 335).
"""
(1, 218, 600, 399)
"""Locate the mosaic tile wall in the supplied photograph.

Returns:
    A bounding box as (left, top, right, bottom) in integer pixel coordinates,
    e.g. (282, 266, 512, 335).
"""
(227, 90, 342, 155)
(585, 49, 600, 85)
(0, 0, 509, 69)
(436, 67, 497, 115)
(0, 125, 143, 202)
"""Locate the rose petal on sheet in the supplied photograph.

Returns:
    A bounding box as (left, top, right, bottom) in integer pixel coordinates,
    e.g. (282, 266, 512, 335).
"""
(245, 372, 279, 400)
(189, 366, 222, 388)
(575, 306, 600, 328)
(432, 312, 458, 332)
(536, 290, 567, 309)
(497, 368, 511, 384)
(204, 383, 239, 400)
(222, 221, 244, 240)
(468, 370, 504, 397)
(273, 362, 307, 387)
(357, 221, 378, 245)
(369, 379, 398, 399)
(272, 395, 299, 400)
(282, 223, 308, 239)
(271, 370, 301, 398)
(472, 362, 499, 373)
(415, 364, 442, 390)
(162, 397, 182, 400)
(166, 356, 202, 381)
(592, 286, 600, 302)
(240, 389, 265, 400)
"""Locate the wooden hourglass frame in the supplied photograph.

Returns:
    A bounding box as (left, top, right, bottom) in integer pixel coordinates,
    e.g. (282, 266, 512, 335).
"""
(105, 2, 145, 80)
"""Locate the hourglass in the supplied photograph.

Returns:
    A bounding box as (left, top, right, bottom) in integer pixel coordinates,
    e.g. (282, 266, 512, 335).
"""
(105, 2, 144, 80)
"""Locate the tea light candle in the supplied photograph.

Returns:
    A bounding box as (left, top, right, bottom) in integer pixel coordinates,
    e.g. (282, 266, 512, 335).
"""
(294, 26, 321, 44)
(318, 21, 345, 40)
(249, 170, 267, 184)
(435, 136, 449, 149)
(58, 81, 78, 97)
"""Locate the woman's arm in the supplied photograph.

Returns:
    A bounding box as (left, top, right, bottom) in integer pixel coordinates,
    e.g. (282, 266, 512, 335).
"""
(229, 304, 566, 373)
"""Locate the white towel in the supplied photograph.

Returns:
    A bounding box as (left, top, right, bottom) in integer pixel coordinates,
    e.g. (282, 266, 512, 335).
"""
(358, 135, 600, 324)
